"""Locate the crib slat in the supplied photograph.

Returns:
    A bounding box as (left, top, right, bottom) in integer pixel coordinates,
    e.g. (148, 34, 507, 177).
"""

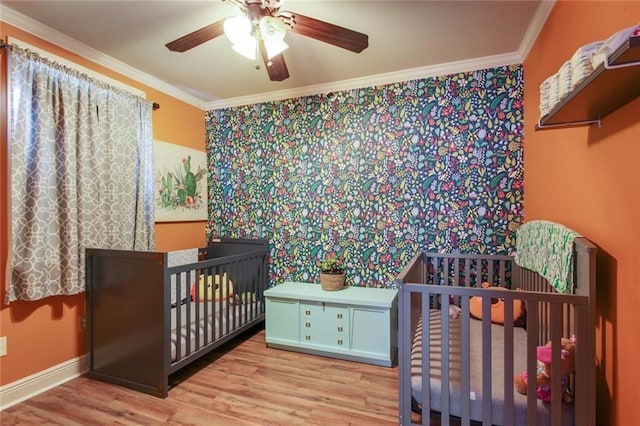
(464, 258, 471, 288)
(187, 278, 194, 356)
(503, 297, 515, 426)
(460, 296, 471, 425)
(526, 302, 539, 425)
(481, 295, 492, 424)
(441, 298, 450, 426)
(398, 287, 412, 426)
(421, 293, 431, 426)
(432, 257, 439, 286)
(222, 262, 234, 331)
(202, 268, 210, 353)
(176, 272, 184, 362)
(574, 303, 589, 426)
(550, 303, 563, 425)
(487, 260, 494, 286)
(453, 258, 460, 287)
(443, 258, 450, 286)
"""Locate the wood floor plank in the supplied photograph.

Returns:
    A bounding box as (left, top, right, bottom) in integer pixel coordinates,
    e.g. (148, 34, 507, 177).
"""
(2, 326, 399, 425)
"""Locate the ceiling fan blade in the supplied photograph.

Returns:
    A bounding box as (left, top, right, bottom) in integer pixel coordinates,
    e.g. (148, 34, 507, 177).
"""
(166, 20, 225, 52)
(259, 41, 290, 81)
(279, 11, 368, 53)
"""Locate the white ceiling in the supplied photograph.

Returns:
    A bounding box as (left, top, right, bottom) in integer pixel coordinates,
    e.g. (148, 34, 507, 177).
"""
(0, 0, 552, 109)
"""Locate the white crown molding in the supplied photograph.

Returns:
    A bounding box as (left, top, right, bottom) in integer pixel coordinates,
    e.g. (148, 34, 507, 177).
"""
(519, 0, 556, 60)
(0, 4, 208, 110)
(1, 1, 543, 113)
(206, 51, 523, 110)
(0, 355, 88, 410)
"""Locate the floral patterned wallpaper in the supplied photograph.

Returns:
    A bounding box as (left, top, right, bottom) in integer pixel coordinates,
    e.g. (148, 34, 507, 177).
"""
(205, 65, 524, 288)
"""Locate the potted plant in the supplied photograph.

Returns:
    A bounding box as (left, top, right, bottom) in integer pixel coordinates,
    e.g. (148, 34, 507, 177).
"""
(320, 253, 346, 291)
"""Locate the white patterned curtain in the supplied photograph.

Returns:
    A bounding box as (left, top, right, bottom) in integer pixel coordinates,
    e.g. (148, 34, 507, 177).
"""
(6, 45, 155, 302)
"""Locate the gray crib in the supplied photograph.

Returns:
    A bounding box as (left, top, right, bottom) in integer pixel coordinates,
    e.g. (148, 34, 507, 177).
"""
(397, 237, 596, 425)
(86, 238, 269, 398)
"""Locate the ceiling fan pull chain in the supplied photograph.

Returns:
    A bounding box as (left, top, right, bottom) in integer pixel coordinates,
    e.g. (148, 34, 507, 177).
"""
(255, 41, 261, 70)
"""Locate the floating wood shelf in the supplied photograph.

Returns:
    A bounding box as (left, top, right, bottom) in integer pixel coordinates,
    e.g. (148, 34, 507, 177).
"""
(536, 35, 640, 130)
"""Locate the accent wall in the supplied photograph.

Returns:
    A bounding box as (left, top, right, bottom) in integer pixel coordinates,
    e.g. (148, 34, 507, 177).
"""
(206, 65, 525, 287)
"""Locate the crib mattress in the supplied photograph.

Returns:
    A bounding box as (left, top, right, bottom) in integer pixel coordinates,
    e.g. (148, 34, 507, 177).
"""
(170, 300, 262, 362)
(411, 310, 573, 425)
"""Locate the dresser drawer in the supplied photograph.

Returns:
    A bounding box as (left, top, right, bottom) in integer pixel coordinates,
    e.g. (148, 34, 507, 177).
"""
(301, 330, 349, 349)
(300, 301, 348, 334)
(301, 320, 348, 335)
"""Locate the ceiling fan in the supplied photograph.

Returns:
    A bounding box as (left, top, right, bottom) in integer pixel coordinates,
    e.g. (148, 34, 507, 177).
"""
(165, 0, 369, 82)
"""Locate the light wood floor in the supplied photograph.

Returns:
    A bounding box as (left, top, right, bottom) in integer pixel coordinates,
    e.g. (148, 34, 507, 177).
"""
(2, 326, 404, 425)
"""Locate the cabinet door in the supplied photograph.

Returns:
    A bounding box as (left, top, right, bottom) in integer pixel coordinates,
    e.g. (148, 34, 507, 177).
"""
(350, 307, 389, 357)
(266, 298, 300, 343)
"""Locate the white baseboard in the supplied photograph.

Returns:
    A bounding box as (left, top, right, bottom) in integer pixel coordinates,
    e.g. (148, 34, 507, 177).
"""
(0, 355, 88, 411)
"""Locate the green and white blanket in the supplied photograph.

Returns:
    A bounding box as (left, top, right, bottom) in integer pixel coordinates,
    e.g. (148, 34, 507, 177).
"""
(514, 220, 581, 294)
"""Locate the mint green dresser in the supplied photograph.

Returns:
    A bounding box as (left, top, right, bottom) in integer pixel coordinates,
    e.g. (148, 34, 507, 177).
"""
(264, 282, 398, 367)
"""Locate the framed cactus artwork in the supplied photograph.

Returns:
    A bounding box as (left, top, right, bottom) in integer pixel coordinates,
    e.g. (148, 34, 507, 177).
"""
(153, 140, 208, 222)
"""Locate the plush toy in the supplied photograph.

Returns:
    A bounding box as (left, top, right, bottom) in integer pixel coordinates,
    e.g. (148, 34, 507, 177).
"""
(469, 282, 525, 326)
(191, 273, 234, 301)
(514, 336, 576, 403)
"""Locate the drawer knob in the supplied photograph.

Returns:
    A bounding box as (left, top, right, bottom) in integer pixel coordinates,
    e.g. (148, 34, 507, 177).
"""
(337, 326, 343, 332)
(305, 310, 311, 315)
(337, 313, 343, 319)
(337, 339, 343, 345)
(305, 335, 311, 340)
(305, 322, 311, 328)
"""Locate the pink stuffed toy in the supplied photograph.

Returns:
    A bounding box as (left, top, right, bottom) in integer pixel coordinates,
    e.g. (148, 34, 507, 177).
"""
(514, 336, 576, 403)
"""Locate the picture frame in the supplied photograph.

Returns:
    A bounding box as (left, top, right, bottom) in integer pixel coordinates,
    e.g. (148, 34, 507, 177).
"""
(154, 140, 208, 222)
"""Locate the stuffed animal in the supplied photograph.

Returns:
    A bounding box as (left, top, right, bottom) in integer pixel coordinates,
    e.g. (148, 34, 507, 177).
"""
(191, 273, 234, 301)
(514, 336, 576, 403)
(469, 282, 525, 326)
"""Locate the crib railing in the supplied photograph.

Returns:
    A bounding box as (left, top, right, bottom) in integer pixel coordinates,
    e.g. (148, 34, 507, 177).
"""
(168, 248, 268, 370)
(422, 252, 514, 288)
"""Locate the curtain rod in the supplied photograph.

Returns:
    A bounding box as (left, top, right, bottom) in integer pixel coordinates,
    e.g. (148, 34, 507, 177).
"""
(0, 39, 160, 110)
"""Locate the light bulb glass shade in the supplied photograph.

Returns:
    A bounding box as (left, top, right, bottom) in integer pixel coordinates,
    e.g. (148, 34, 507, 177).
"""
(224, 15, 252, 45)
(232, 38, 257, 60)
(259, 16, 287, 42)
(265, 38, 289, 59)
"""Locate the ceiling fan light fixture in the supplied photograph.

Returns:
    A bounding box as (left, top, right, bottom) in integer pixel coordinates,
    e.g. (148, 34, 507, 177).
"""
(259, 16, 288, 59)
(223, 15, 253, 45)
(259, 16, 287, 41)
(265, 39, 289, 59)
(232, 38, 257, 60)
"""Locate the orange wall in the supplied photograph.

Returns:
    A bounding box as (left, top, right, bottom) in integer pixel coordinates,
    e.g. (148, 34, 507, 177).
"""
(0, 22, 206, 386)
(523, 2, 640, 424)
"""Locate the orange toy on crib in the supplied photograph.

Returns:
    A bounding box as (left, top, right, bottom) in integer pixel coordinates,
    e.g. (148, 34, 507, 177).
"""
(469, 282, 525, 325)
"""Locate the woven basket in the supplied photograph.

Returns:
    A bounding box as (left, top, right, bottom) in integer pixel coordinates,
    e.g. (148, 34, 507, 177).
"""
(320, 273, 346, 291)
